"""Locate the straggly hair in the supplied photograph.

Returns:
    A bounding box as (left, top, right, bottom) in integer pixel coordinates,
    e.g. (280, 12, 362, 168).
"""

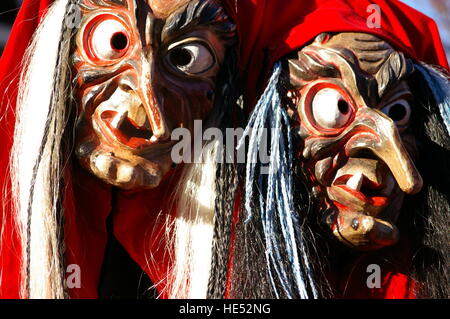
(229, 59, 450, 299)
(404, 64, 450, 298)
(161, 24, 240, 298)
(164, 140, 220, 298)
(230, 63, 318, 299)
(7, 0, 76, 298)
(206, 51, 241, 299)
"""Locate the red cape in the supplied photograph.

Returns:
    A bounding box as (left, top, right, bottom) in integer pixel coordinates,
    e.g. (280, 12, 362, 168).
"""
(0, 0, 448, 299)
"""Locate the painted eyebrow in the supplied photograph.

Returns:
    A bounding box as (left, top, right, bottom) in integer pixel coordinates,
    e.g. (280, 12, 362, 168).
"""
(287, 49, 342, 87)
(81, 0, 130, 10)
(161, 0, 235, 41)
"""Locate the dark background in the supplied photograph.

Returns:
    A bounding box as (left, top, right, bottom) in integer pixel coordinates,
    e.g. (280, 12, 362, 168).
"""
(0, 0, 21, 55)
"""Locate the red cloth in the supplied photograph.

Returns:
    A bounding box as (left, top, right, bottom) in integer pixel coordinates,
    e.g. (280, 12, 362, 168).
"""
(335, 240, 417, 299)
(0, 0, 448, 299)
(63, 163, 178, 299)
(224, 0, 449, 109)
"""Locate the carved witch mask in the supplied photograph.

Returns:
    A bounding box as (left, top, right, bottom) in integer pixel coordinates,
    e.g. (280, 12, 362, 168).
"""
(286, 33, 424, 250)
(72, 0, 236, 189)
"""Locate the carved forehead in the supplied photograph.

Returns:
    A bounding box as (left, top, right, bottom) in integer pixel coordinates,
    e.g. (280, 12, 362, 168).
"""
(148, 0, 190, 18)
(288, 32, 413, 104)
(83, 0, 192, 17)
(81, 0, 234, 32)
(319, 33, 395, 75)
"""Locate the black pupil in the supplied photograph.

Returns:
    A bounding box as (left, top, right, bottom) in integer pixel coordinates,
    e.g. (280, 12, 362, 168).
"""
(388, 103, 407, 122)
(111, 32, 128, 51)
(170, 48, 192, 67)
(338, 99, 349, 114)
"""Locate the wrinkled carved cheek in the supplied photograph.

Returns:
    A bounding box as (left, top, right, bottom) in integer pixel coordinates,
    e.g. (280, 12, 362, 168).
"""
(294, 139, 327, 203)
(301, 136, 342, 185)
(75, 86, 106, 142)
(160, 84, 215, 133)
(75, 116, 101, 160)
(400, 133, 419, 162)
(73, 93, 96, 154)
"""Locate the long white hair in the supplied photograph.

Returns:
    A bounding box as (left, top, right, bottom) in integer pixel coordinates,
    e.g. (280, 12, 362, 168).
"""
(9, 0, 73, 298)
(164, 141, 220, 298)
(163, 46, 240, 298)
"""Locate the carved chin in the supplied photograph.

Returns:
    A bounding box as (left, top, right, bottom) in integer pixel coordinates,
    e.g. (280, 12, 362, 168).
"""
(77, 145, 173, 190)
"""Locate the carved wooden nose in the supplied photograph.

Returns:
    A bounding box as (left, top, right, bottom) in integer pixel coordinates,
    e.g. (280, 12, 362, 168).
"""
(345, 108, 423, 195)
(137, 60, 170, 141)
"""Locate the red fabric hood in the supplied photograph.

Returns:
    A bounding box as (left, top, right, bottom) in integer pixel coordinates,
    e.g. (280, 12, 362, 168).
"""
(0, 0, 448, 299)
(224, 0, 449, 109)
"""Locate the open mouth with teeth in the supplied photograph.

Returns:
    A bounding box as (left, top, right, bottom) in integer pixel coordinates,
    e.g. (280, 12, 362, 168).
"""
(100, 109, 157, 149)
(313, 154, 408, 249)
(331, 174, 388, 207)
(74, 92, 178, 190)
(327, 171, 395, 216)
(321, 156, 397, 217)
(93, 98, 164, 150)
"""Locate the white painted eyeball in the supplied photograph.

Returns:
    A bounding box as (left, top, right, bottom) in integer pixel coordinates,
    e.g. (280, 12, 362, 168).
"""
(381, 99, 411, 127)
(90, 18, 129, 61)
(167, 42, 215, 74)
(312, 88, 352, 129)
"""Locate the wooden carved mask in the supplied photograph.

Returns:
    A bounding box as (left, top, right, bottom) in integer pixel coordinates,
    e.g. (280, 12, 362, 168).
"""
(72, 0, 236, 189)
(286, 33, 424, 250)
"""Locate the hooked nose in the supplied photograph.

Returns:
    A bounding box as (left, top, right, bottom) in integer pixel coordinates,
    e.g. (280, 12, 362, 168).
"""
(345, 107, 423, 194)
(121, 59, 170, 141)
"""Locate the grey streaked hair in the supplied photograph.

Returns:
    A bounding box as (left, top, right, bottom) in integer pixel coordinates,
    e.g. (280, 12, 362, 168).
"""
(9, 0, 74, 298)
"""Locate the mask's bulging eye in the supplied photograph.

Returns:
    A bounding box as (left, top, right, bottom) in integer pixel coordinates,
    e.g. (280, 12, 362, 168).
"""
(86, 17, 130, 62)
(110, 32, 128, 51)
(312, 88, 353, 129)
(381, 100, 411, 127)
(167, 42, 215, 75)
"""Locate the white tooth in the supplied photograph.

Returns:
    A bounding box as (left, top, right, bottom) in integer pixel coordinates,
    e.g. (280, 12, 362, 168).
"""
(117, 164, 134, 183)
(111, 111, 128, 129)
(347, 172, 363, 191)
(129, 104, 148, 127)
(94, 154, 112, 175)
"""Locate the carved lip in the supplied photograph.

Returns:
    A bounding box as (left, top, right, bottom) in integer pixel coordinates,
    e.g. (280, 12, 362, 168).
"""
(334, 174, 382, 190)
(327, 173, 391, 215)
(98, 110, 160, 150)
